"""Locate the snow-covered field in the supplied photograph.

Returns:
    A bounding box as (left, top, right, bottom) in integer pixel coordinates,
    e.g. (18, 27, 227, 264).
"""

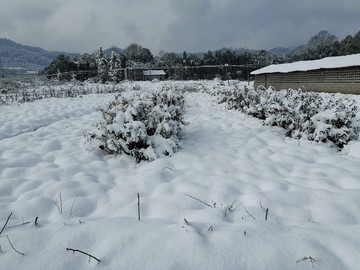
(1, 81, 360, 269)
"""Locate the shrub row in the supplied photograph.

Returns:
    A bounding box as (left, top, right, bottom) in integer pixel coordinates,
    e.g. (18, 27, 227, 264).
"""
(0, 82, 123, 105)
(219, 86, 360, 148)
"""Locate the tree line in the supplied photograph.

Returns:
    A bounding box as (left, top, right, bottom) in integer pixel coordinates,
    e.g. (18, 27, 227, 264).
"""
(291, 30, 360, 61)
(43, 29, 360, 82)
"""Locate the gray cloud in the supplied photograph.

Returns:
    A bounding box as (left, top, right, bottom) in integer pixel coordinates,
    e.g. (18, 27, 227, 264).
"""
(120, 19, 141, 41)
(161, 0, 360, 52)
(0, 0, 359, 54)
(0, 0, 60, 42)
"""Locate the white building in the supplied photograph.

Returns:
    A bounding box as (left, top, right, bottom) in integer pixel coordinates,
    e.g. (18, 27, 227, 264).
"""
(143, 70, 166, 81)
(251, 54, 360, 94)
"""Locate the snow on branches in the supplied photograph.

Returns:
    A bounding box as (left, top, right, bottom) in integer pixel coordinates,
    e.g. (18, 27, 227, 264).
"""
(86, 86, 185, 161)
(219, 86, 360, 149)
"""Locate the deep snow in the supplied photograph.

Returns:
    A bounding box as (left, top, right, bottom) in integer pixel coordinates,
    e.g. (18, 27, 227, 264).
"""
(0, 81, 360, 269)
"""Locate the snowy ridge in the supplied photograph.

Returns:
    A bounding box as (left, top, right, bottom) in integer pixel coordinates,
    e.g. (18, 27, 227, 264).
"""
(251, 53, 360, 74)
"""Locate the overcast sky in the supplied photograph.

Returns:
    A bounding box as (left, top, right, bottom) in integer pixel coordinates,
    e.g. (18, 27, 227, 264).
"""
(0, 0, 359, 55)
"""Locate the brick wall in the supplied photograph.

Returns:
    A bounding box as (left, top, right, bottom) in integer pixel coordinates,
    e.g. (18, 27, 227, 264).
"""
(254, 66, 360, 94)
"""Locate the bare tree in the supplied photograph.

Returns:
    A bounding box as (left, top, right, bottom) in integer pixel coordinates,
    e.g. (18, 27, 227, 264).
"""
(124, 43, 153, 63)
(307, 30, 338, 49)
(124, 43, 143, 60)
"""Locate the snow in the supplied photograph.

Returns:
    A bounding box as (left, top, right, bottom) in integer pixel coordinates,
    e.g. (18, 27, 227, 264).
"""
(251, 53, 360, 74)
(1, 81, 360, 269)
(143, 70, 166, 76)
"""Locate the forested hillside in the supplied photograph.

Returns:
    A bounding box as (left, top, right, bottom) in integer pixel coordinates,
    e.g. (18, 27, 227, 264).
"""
(0, 38, 79, 71)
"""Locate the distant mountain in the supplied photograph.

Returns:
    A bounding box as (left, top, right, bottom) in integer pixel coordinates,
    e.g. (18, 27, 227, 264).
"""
(0, 37, 308, 72)
(268, 47, 293, 57)
(103, 46, 124, 56)
(0, 38, 80, 71)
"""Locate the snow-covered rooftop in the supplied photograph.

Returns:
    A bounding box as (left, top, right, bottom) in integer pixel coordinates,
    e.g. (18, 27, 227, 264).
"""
(143, 70, 166, 76)
(251, 53, 360, 75)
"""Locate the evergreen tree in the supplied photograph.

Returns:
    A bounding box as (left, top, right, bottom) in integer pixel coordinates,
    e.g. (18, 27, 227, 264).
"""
(187, 54, 201, 66)
(160, 52, 181, 66)
(139, 47, 154, 63)
(96, 47, 109, 83)
(182, 51, 188, 65)
(339, 31, 360, 55)
(203, 50, 215, 65)
(214, 50, 223, 65)
(43, 54, 75, 80)
(254, 50, 270, 66)
(353, 31, 360, 53)
(108, 51, 122, 82)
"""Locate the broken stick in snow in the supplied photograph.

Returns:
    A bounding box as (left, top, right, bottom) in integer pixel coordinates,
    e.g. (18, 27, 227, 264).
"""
(6, 235, 25, 256)
(66, 248, 101, 263)
(137, 193, 141, 221)
(260, 200, 269, 221)
(0, 212, 13, 235)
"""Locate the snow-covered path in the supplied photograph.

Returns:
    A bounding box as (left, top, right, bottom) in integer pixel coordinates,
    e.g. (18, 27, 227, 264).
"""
(0, 85, 359, 269)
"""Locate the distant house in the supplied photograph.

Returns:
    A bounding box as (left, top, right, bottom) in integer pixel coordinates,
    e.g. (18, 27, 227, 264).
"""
(124, 62, 167, 81)
(251, 54, 360, 94)
(124, 62, 145, 81)
(143, 70, 166, 81)
(3, 67, 27, 76)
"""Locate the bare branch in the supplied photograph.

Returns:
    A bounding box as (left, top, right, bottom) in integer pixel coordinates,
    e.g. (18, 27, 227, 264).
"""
(183, 218, 189, 225)
(9, 221, 30, 229)
(259, 200, 266, 211)
(230, 199, 237, 208)
(184, 194, 214, 208)
(223, 201, 241, 217)
(70, 196, 78, 217)
(137, 193, 141, 221)
(243, 207, 256, 220)
(59, 192, 63, 215)
(260, 200, 269, 221)
(0, 213, 13, 235)
(66, 248, 101, 263)
(53, 192, 63, 215)
(6, 235, 25, 256)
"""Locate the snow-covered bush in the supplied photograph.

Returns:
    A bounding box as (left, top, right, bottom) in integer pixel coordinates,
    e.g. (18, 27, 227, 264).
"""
(220, 86, 360, 148)
(0, 82, 124, 105)
(86, 86, 185, 161)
